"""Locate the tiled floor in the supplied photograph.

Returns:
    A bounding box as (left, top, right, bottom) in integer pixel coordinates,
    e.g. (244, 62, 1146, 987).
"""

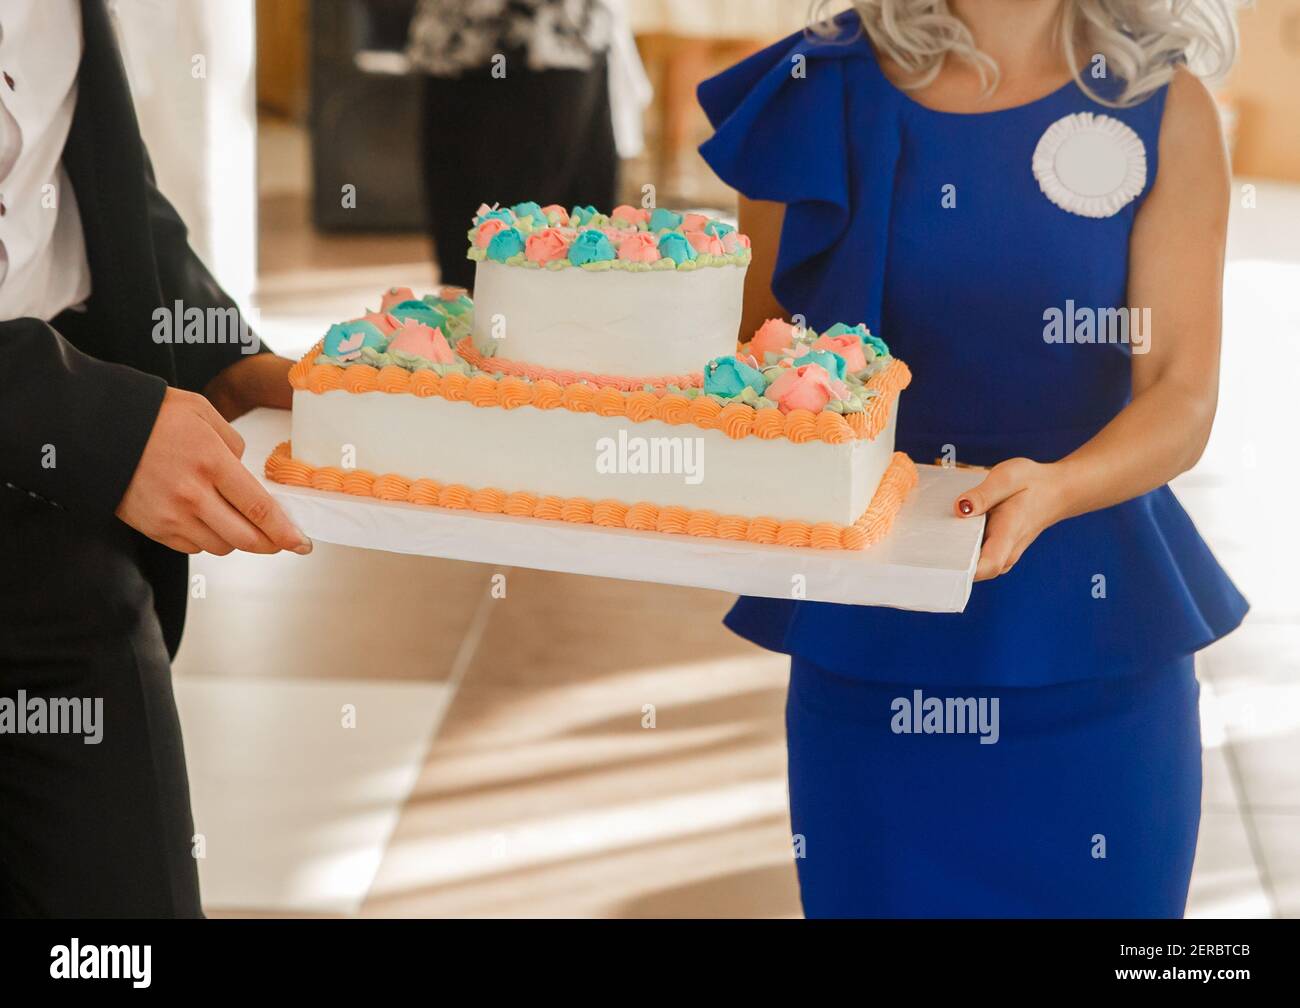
(176, 675, 451, 914)
(174, 124, 1298, 916)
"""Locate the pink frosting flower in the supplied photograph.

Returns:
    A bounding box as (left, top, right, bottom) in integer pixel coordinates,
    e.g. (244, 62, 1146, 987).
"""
(748, 318, 800, 358)
(812, 332, 868, 374)
(682, 212, 710, 232)
(617, 232, 661, 263)
(525, 227, 573, 264)
(721, 231, 751, 253)
(386, 321, 454, 364)
(541, 203, 570, 226)
(379, 287, 415, 313)
(610, 204, 652, 227)
(474, 218, 508, 248)
(765, 363, 844, 414)
(735, 352, 761, 369)
(362, 311, 401, 335)
(684, 230, 726, 255)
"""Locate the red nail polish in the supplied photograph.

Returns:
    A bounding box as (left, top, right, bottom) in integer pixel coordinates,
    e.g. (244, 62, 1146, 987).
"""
(958, 498, 973, 516)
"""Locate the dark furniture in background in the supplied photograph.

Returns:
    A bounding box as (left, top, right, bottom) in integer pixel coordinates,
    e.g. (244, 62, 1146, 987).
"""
(310, 0, 426, 231)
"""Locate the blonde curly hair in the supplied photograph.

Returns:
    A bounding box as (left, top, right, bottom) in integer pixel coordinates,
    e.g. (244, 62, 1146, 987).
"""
(809, 0, 1241, 106)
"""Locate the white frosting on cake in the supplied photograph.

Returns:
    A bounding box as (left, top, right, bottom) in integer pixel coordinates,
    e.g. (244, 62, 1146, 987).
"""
(291, 390, 899, 526)
(470, 260, 746, 378)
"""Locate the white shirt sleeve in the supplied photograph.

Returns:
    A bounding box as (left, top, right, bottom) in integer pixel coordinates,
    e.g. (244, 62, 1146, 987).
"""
(0, 0, 93, 323)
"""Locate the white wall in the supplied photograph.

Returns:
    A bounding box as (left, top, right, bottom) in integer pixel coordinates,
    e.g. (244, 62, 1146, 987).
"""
(110, 0, 257, 308)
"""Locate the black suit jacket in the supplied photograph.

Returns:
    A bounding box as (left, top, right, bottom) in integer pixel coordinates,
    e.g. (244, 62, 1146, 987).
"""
(0, 0, 263, 657)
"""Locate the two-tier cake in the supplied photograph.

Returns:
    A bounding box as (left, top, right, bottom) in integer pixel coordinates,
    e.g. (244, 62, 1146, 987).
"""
(266, 202, 915, 549)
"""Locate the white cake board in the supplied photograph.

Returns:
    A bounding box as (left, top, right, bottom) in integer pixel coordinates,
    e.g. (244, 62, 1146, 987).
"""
(238, 409, 986, 613)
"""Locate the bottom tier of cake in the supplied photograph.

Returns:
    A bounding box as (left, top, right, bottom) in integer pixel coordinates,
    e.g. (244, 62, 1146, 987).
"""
(288, 386, 899, 525)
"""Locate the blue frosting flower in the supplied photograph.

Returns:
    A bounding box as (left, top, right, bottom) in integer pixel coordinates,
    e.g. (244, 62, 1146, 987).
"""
(477, 208, 514, 225)
(704, 219, 735, 238)
(568, 230, 616, 265)
(486, 227, 526, 261)
(824, 322, 890, 359)
(388, 299, 443, 326)
(704, 355, 768, 398)
(657, 232, 697, 265)
(570, 205, 599, 226)
(649, 207, 683, 232)
(323, 319, 387, 361)
(804, 348, 847, 381)
(511, 201, 544, 224)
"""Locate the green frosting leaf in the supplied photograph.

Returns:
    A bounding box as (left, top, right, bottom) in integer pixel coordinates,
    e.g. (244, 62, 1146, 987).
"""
(439, 312, 471, 343)
(339, 345, 472, 376)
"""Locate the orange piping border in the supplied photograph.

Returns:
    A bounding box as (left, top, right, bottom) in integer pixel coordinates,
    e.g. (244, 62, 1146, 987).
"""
(287, 342, 911, 446)
(265, 444, 917, 551)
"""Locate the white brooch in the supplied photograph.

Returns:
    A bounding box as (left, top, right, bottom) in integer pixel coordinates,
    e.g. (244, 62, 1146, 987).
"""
(1032, 112, 1147, 219)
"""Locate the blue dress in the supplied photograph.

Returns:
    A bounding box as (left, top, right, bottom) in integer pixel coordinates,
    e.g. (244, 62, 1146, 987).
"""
(697, 13, 1248, 917)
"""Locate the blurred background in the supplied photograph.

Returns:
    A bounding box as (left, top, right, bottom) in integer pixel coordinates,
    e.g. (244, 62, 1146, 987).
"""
(115, 0, 1300, 916)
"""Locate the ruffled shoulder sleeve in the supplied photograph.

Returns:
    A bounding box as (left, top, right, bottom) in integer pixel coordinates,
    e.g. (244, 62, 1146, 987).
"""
(697, 12, 901, 332)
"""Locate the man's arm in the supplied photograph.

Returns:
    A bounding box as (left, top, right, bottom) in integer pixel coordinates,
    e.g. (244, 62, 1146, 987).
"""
(0, 316, 166, 515)
(143, 154, 264, 392)
(142, 157, 292, 418)
(0, 316, 308, 555)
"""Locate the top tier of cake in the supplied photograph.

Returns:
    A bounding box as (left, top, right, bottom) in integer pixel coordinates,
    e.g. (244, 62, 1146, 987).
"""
(465, 202, 750, 380)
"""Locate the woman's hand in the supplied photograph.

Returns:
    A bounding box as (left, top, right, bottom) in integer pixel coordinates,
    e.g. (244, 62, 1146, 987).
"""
(955, 458, 1071, 581)
(204, 354, 294, 421)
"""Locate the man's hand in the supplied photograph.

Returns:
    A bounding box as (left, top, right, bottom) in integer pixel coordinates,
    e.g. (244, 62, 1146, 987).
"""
(204, 354, 294, 421)
(116, 387, 312, 557)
